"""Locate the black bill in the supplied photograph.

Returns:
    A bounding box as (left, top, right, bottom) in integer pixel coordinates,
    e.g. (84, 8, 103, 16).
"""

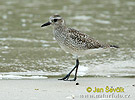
(41, 21, 51, 27)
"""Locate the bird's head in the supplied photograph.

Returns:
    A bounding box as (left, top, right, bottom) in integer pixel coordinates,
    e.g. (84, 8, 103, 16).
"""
(41, 15, 65, 27)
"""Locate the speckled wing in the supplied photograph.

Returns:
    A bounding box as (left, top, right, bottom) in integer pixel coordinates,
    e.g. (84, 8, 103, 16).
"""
(65, 28, 105, 50)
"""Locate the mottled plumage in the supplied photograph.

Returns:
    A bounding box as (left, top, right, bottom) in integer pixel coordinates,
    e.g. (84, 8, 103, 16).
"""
(49, 15, 113, 55)
(41, 15, 119, 81)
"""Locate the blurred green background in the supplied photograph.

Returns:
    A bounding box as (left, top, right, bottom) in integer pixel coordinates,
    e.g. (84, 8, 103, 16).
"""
(0, 0, 135, 79)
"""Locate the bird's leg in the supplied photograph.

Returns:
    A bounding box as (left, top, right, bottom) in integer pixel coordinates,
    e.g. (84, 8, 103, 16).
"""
(58, 59, 79, 81)
(72, 59, 79, 81)
(64, 59, 79, 81)
(58, 64, 76, 80)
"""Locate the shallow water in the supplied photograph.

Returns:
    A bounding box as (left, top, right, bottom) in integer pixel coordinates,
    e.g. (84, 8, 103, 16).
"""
(0, 0, 135, 79)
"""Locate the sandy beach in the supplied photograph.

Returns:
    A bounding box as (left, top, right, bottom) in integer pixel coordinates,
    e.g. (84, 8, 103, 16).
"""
(0, 77, 134, 100)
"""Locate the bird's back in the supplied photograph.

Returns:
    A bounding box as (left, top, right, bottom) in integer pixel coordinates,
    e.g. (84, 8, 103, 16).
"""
(63, 28, 108, 51)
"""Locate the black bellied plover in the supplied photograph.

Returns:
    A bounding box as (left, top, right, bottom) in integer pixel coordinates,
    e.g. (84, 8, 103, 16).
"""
(41, 15, 119, 81)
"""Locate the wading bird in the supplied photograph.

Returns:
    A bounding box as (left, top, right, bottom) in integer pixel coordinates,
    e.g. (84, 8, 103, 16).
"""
(41, 15, 118, 81)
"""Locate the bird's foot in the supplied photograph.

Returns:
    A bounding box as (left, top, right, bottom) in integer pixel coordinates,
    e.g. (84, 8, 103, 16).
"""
(58, 78, 76, 81)
(58, 74, 76, 81)
(58, 74, 70, 81)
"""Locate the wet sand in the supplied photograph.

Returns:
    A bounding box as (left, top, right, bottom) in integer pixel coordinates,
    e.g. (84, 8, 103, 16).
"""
(0, 78, 135, 100)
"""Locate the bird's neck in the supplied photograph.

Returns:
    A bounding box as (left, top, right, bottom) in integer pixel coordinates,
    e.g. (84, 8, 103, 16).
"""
(53, 24, 67, 34)
(54, 24, 67, 30)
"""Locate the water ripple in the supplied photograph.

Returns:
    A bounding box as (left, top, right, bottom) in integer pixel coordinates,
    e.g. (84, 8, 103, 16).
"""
(0, 38, 56, 43)
(95, 19, 111, 24)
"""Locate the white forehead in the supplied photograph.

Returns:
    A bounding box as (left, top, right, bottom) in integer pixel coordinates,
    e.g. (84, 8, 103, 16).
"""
(49, 16, 62, 20)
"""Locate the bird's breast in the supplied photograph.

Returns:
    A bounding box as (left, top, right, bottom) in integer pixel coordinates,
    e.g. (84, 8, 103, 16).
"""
(53, 28, 67, 45)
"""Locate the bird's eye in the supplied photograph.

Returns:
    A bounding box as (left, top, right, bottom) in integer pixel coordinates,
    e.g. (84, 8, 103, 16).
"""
(54, 19, 58, 22)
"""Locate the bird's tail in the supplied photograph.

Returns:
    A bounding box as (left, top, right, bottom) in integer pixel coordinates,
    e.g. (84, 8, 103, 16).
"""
(110, 45, 119, 48)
